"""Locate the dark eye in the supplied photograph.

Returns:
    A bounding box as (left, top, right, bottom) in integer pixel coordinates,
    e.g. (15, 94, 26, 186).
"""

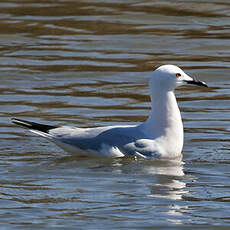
(176, 73, 181, 78)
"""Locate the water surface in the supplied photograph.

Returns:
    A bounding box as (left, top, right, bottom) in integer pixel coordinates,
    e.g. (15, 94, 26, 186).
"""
(1, 0, 230, 229)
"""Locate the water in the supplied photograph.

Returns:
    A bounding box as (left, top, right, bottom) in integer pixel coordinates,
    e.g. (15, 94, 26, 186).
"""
(1, 0, 230, 229)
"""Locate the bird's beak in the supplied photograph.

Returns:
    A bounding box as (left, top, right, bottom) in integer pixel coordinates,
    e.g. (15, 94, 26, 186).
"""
(184, 79, 208, 88)
(182, 73, 208, 88)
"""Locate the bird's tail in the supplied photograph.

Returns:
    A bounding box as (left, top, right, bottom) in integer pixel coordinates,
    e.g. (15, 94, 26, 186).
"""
(11, 118, 57, 133)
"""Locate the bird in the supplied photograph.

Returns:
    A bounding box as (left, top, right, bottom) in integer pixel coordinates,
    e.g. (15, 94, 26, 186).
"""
(12, 65, 207, 159)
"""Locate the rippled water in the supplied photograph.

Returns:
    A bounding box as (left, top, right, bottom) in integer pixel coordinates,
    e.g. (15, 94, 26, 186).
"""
(1, 0, 230, 229)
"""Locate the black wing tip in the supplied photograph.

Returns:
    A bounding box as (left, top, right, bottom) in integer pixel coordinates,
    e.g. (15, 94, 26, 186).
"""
(11, 118, 33, 128)
(11, 118, 57, 133)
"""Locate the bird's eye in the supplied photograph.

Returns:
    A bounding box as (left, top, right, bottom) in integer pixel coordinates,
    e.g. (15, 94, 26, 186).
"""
(176, 73, 181, 78)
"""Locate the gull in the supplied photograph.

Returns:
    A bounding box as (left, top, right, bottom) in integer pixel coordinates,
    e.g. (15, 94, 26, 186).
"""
(12, 65, 207, 159)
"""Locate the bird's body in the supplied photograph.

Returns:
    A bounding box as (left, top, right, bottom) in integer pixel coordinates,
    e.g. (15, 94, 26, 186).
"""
(12, 65, 207, 159)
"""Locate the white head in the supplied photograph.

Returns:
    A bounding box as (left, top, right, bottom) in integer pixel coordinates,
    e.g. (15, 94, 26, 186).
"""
(150, 65, 207, 91)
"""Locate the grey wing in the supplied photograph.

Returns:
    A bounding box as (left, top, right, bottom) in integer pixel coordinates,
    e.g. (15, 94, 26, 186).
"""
(95, 127, 158, 157)
(54, 126, 137, 154)
(51, 126, 156, 157)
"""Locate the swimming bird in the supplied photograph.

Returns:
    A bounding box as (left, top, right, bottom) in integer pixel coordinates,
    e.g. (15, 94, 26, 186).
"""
(12, 65, 207, 159)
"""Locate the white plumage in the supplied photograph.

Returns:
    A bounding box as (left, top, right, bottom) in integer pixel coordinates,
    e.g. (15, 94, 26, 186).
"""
(12, 65, 207, 159)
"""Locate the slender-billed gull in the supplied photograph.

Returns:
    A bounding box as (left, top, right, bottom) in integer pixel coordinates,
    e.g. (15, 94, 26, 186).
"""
(12, 65, 207, 159)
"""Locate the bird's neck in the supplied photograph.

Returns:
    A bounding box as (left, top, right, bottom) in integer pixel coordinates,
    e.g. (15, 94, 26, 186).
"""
(141, 90, 183, 141)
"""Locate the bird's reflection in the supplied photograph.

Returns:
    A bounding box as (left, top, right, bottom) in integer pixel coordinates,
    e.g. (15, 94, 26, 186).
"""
(54, 154, 187, 201)
(109, 157, 187, 200)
